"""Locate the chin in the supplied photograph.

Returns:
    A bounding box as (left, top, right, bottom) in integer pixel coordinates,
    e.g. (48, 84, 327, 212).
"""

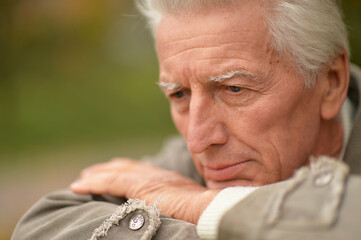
(206, 179, 258, 189)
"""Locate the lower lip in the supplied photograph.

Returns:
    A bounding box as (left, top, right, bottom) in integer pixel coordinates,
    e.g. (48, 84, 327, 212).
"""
(203, 161, 252, 181)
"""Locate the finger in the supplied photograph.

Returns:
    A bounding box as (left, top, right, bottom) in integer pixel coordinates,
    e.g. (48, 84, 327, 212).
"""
(72, 169, 139, 198)
(71, 171, 118, 195)
(80, 158, 133, 177)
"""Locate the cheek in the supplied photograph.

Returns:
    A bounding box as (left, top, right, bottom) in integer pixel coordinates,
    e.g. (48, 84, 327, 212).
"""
(230, 100, 288, 136)
(234, 83, 308, 135)
(171, 107, 188, 137)
(227, 89, 319, 171)
(248, 95, 320, 172)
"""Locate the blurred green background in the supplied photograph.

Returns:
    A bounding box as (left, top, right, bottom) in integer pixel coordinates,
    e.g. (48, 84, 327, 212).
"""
(0, 0, 360, 239)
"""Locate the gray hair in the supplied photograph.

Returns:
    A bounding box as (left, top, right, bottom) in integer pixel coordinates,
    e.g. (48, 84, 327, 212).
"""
(137, 0, 349, 87)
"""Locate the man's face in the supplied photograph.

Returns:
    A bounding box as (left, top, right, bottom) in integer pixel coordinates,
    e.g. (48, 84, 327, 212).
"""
(157, 2, 324, 189)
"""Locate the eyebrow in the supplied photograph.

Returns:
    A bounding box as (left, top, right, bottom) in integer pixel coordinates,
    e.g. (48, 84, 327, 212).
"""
(157, 81, 182, 91)
(158, 69, 260, 91)
(208, 69, 258, 83)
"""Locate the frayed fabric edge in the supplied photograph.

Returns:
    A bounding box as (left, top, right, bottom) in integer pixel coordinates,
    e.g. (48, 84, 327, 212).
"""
(90, 198, 161, 240)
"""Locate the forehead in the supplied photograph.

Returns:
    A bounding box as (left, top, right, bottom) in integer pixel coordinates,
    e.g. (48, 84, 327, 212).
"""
(156, 1, 267, 38)
(156, 1, 273, 80)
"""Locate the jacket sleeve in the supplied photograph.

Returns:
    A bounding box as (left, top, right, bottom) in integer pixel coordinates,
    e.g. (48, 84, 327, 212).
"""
(199, 156, 361, 240)
(11, 189, 199, 240)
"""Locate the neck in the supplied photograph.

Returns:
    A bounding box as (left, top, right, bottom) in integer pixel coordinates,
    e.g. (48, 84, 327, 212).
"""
(312, 118, 344, 159)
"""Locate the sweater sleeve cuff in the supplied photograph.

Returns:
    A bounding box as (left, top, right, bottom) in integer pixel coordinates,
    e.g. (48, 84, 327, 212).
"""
(197, 186, 259, 240)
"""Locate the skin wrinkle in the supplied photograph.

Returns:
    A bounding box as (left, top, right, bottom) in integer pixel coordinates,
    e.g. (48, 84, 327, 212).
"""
(158, 15, 264, 61)
(163, 46, 223, 63)
(193, 56, 256, 61)
(160, 41, 260, 64)
(161, 41, 261, 67)
(207, 69, 272, 103)
(271, 88, 317, 178)
(160, 31, 257, 48)
(267, 139, 283, 180)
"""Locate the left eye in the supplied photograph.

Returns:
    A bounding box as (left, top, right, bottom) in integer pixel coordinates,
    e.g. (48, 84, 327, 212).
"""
(227, 86, 242, 92)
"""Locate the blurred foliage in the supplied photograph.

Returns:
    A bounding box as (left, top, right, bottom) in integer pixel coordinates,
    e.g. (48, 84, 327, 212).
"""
(0, 0, 177, 164)
(344, 0, 361, 65)
(0, 0, 360, 164)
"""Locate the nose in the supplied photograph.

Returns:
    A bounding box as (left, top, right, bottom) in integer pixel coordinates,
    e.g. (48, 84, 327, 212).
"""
(186, 93, 228, 154)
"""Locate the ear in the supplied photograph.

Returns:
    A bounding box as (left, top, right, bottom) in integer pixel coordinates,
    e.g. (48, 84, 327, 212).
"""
(320, 49, 350, 120)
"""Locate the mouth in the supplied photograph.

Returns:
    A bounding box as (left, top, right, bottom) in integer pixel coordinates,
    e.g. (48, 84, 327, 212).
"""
(203, 160, 253, 182)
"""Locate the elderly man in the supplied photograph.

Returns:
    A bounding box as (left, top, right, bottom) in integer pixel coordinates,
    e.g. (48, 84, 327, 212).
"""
(12, 0, 361, 239)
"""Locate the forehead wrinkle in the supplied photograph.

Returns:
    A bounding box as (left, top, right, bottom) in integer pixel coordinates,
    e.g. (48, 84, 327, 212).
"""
(169, 46, 221, 64)
(208, 69, 259, 83)
(159, 30, 256, 61)
(158, 81, 182, 91)
(161, 29, 253, 46)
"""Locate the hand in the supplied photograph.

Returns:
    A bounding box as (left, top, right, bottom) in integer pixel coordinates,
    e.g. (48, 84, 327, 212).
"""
(70, 158, 219, 224)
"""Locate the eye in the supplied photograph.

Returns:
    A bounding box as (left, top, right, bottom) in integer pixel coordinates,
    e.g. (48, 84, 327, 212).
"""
(172, 90, 185, 99)
(227, 86, 242, 92)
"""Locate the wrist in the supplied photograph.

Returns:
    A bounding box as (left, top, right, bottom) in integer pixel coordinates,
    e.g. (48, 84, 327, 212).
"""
(191, 190, 219, 224)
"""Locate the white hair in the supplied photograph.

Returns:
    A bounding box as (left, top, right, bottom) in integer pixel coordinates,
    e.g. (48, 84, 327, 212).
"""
(136, 0, 349, 87)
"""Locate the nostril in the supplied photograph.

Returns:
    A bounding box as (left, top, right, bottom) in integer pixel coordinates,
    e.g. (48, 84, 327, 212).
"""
(186, 134, 206, 154)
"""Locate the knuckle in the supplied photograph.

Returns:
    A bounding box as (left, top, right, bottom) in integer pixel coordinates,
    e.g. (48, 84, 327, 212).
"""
(109, 158, 122, 163)
(80, 163, 102, 176)
(80, 167, 93, 177)
(105, 172, 117, 185)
